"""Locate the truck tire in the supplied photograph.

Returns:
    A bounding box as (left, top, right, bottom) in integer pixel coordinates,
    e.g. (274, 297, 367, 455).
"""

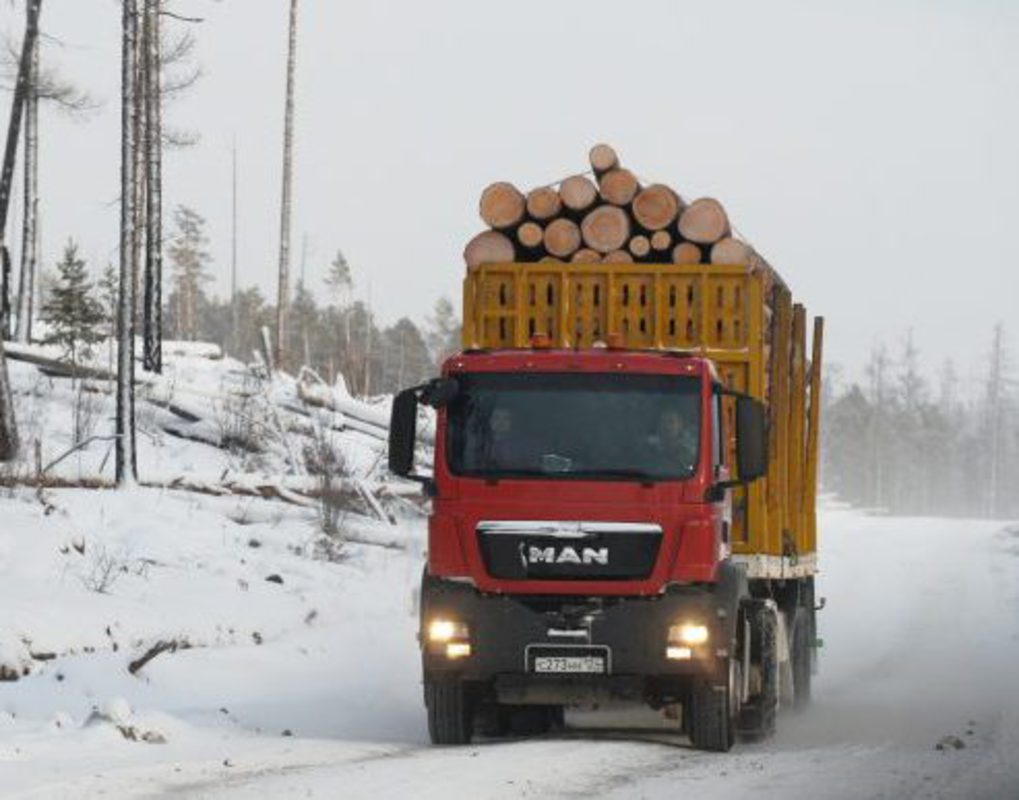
(738, 601, 778, 741)
(791, 606, 813, 709)
(425, 679, 474, 745)
(688, 657, 738, 752)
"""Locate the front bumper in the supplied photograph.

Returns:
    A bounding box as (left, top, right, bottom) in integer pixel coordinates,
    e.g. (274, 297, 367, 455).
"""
(420, 574, 731, 689)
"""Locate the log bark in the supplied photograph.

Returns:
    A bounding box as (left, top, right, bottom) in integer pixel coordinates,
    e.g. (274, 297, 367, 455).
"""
(543, 218, 581, 258)
(628, 235, 651, 259)
(650, 230, 672, 253)
(525, 186, 561, 221)
(571, 248, 600, 264)
(581, 205, 630, 253)
(559, 175, 598, 214)
(672, 241, 703, 264)
(677, 197, 730, 244)
(479, 181, 525, 229)
(632, 184, 681, 231)
(464, 230, 515, 267)
(588, 143, 619, 176)
(602, 250, 633, 264)
(710, 236, 751, 265)
(516, 221, 544, 251)
(598, 168, 639, 207)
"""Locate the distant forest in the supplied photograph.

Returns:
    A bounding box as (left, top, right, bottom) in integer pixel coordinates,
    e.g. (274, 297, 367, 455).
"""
(821, 327, 1016, 519)
(30, 209, 1017, 519)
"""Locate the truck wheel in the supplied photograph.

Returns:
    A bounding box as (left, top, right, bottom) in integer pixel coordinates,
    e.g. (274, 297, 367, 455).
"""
(738, 601, 778, 741)
(791, 607, 813, 709)
(425, 679, 474, 745)
(474, 702, 511, 738)
(688, 657, 738, 752)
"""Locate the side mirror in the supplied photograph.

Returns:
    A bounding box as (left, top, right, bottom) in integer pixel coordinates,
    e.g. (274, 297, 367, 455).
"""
(420, 377, 459, 408)
(388, 388, 418, 477)
(735, 396, 767, 482)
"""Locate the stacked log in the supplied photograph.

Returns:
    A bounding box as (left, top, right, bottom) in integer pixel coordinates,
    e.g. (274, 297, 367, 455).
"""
(463, 144, 778, 281)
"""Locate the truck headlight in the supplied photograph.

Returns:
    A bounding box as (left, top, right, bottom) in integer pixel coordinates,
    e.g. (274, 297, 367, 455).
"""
(668, 623, 710, 646)
(445, 642, 472, 659)
(427, 618, 469, 643)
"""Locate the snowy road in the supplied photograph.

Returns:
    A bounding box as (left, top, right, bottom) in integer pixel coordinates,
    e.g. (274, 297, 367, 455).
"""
(6, 509, 1019, 799)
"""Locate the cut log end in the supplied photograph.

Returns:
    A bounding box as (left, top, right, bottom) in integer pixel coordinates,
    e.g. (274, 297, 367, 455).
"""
(588, 143, 619, 175)
(633, 184, 681, 231)
(559, 175, 598, 213)
(710, 236, 752, 265)
(628, 235, 651, 259)
(650, 230, 673, 252)
(464, 230, 515, 268)
(678, 197, 730, 244)
(581, 205, 631, 253)
(479, 182, 526, 230)
(598, 169, 640, 207)
(571, 248, 601, 264)
(516, 221, 544, 251)
(602, 250, 634, 264)
(672, 241, 703, 264)
(543, 218, 582, 258)
(526, 186, 562, 221)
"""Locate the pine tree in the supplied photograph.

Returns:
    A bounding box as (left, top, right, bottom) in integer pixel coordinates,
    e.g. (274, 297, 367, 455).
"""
(289, 280, 318, 368)
(426, 296, 461, 368)
(166, 204, 211, 341)
(324, 249, 351, 306)
(984, 323, 1010, 518)
(40, 241, 105, 368)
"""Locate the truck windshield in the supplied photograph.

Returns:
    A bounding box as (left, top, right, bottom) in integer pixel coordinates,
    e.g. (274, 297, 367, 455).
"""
(446, 372, 701, 481)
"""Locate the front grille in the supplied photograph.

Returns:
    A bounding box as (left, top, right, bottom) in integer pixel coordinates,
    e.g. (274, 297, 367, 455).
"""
(477, 520, 663, 581)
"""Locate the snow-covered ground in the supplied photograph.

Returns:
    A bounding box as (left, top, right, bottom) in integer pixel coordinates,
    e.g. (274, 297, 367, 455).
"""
(4, 500, 1017, 799)
(2, 349, 1018, 798)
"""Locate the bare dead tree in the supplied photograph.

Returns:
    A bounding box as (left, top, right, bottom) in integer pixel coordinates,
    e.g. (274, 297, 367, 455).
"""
(275, 0, 298, 370)
(230, 138, 238, 353)
(14, 34, 37, 343)
(116, 0, 138, 485)
(0, 0, 43, 461)
(142, 0, 162, 372)
(1, 29, 96, 345)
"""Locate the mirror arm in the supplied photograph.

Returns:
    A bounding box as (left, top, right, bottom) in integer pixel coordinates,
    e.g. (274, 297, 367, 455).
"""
(405, 474, 438, 498)
(705, 478, 745, 503)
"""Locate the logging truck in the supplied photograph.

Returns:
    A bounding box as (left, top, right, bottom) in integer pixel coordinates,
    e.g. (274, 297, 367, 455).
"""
(388, 147, 823, 751)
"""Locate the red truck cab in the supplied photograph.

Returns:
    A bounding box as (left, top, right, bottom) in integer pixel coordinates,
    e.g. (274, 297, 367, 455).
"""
(390, 344, 775, 750)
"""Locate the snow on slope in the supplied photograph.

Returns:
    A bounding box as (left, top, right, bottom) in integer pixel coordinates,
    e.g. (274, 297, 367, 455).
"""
(3, 502, 1018, 798)
(2, 348, 1018, 798)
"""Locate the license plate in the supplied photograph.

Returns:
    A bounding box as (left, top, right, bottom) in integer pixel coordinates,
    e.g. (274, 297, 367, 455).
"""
(532, 655, 606, 674)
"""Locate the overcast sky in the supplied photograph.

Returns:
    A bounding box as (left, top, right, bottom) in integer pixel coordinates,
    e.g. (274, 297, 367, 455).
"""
(7, 0, 1018, 390)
